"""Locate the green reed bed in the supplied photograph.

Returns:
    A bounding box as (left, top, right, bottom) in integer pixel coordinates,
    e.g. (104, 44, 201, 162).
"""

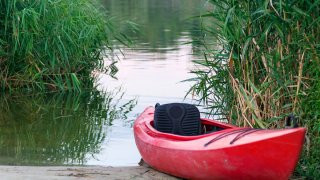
(0, 0, 127, 92)
(190, 0, 320, 178)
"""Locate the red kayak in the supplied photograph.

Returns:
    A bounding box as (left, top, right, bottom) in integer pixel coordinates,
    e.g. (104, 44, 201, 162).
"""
(134, 106, 306, 180)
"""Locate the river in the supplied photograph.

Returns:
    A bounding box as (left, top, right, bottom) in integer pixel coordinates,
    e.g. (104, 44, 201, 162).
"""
(0, 0, 211, 167)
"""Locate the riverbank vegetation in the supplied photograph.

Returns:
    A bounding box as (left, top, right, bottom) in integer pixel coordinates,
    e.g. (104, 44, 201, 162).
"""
(0, 0, 127, 92)
(191, 0, 319, 178)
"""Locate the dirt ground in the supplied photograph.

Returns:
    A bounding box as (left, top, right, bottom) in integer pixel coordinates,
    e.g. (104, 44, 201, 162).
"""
(0, 165, 179, 180)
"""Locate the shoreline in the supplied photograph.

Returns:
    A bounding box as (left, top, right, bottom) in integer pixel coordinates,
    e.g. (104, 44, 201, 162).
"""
(0, 165, 179, 180)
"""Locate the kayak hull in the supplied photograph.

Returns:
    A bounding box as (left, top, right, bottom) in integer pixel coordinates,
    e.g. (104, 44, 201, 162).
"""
(134, 107, 306, 180)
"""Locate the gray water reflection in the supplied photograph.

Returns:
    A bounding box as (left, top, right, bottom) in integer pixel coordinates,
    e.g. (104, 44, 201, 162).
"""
(95, 0, 210, 166)
(0, 91, 136, 165)
(99, 0, 208, 102)
(103, 0, 206, 52)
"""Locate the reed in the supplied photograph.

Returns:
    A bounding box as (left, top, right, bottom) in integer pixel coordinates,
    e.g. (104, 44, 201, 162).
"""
(190, 0, 320, 177)
(0, 0, 128, 92)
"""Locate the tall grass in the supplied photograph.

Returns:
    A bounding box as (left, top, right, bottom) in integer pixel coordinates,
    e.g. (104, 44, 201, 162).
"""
(190, 0, 320, 177)
(0, 0, 128, 92)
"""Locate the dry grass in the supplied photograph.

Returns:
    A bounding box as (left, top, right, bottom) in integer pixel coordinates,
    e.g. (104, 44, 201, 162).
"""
(189, 1, 320, 177)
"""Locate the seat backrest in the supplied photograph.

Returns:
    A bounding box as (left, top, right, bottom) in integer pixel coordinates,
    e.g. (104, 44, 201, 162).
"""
(154, 103, 201, 136)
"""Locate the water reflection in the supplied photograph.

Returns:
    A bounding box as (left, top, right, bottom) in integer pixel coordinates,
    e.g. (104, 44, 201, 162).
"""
(98, 0, 211, 119)
(96, 1, 211, 166)
(102, 0, 206, 52)
(0, 91, 136, 165)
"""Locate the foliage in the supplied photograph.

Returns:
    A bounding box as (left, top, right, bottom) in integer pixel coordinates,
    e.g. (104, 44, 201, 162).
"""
(297, 79, 320, 178)
(189, 0, 320, 178)
(0, 0, 127, 92)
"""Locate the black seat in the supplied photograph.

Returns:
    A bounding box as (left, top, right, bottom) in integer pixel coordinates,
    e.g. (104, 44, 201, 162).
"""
(154, 103, 201, 136)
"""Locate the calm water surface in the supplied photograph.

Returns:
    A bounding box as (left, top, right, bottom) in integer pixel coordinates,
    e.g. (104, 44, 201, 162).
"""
(0, 0, 210, 166)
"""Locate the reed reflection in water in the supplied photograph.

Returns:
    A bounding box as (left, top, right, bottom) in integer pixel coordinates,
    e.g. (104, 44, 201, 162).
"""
(0, 90, 136, 165)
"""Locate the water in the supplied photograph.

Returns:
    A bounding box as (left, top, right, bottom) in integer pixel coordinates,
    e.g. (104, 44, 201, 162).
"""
(0, 0, 209, 166)
(94, 0, 209, 166)
(98, 0, 208, 110)
(0, 91, 136, 165)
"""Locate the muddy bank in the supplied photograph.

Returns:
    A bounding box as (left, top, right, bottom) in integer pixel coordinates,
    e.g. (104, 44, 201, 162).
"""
(0, 165, 179, 180)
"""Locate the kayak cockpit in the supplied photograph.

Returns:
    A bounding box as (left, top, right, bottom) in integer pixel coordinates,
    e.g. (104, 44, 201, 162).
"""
(153, 103, 236, 136)
(201, 119, 236, 133)
(145, 118, 237, 141)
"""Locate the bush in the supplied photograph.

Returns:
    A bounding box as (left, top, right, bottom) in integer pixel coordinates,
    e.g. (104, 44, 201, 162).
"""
(0, 0, 126, 92)
(190, 0, 320, 178)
